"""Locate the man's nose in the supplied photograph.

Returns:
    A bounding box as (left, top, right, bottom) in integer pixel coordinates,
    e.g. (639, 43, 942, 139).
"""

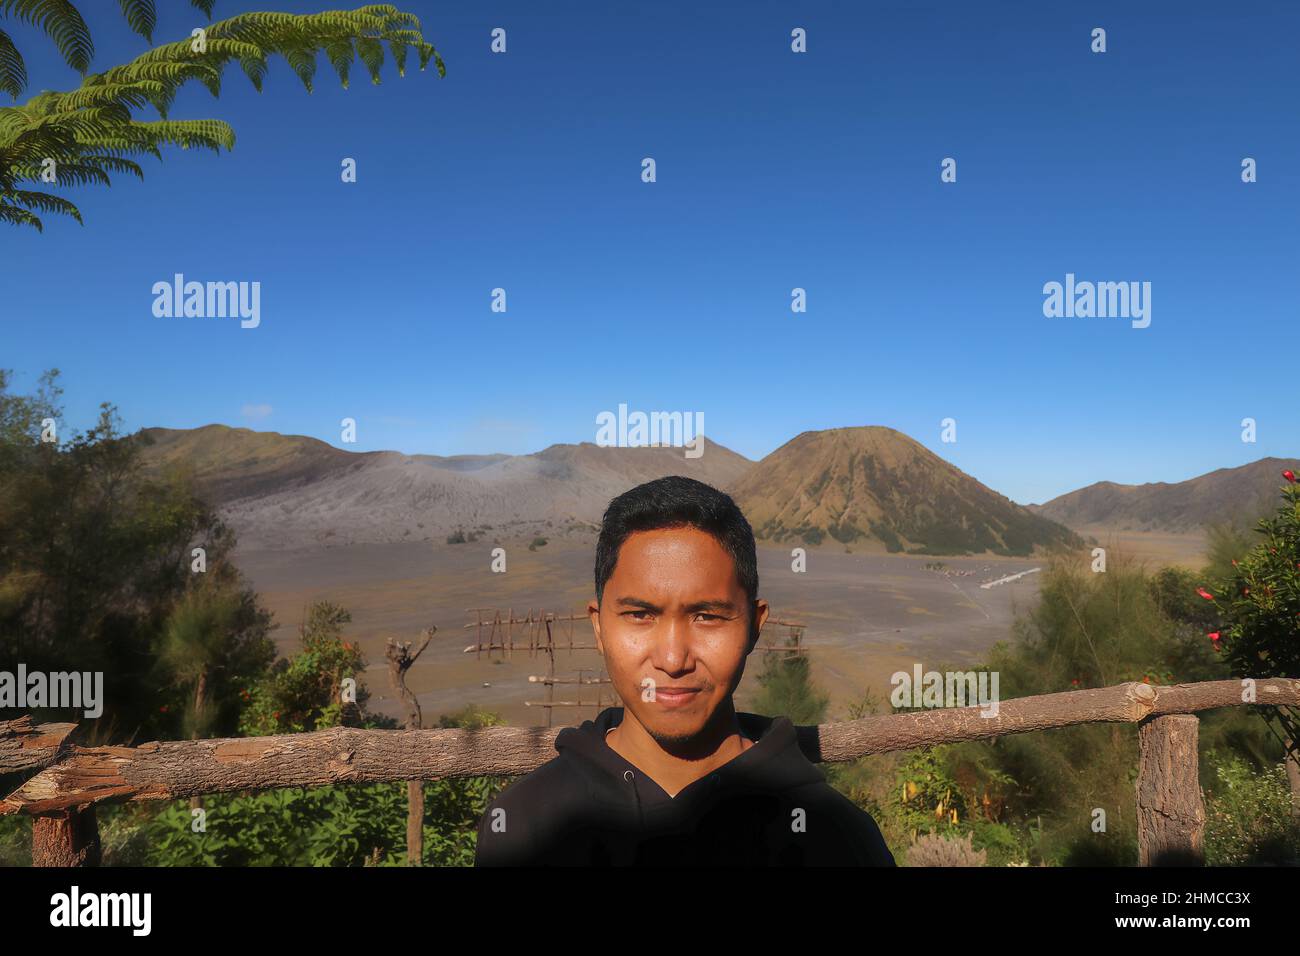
(652, 615, 693, 674)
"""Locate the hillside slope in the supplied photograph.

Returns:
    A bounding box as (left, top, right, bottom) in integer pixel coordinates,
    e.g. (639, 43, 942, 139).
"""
(1028, 457, 1300, 533)
(137, 425, 754, 548)
(727, 426, 1081, 556)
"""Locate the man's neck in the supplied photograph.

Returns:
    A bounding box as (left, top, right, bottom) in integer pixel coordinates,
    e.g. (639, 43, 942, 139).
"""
(605, 702, 755, 798)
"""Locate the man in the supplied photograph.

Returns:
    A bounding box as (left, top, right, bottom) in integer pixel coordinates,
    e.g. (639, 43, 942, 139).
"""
(474, 475, 895, 866)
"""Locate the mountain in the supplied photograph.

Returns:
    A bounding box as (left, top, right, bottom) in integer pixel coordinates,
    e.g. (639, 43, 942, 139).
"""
(1028, 457, 1300, 533)
(136, 425, 753, 549)
(137, 425, 370, 505)
(727, 426, 1081, 556)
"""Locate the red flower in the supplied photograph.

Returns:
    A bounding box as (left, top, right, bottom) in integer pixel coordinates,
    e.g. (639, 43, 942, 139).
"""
(1071, 678, 1080, 686)
(1196, 587, 1214, 600)
(1284, 470, 1296, 483)
(1208, 632, 1220, 642)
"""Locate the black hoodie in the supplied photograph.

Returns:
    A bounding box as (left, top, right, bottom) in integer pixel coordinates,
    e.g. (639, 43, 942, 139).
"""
(474, 706, 895, 866)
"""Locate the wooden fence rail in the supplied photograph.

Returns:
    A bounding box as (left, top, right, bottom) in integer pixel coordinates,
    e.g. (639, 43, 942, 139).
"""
(3, 677, 1297, 866)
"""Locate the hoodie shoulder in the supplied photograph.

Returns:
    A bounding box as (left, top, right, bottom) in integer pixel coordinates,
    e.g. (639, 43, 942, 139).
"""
(474, 753, 591, 866)
(791, 780, 896, 866)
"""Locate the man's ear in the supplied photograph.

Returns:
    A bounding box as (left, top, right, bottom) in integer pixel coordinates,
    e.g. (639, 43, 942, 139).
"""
(747, 599, 770, 654)
(587, 599, 603, 655)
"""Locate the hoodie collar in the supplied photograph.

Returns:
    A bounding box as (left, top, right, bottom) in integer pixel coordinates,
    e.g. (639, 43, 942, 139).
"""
(555, 706, 824, 815)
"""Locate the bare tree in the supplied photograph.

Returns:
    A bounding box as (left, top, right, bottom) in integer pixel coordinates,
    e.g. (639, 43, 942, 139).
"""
(385, 626, 434, 865)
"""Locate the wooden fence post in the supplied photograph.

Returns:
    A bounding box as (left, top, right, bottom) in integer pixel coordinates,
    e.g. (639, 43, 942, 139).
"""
(32, 806, 100, 866)
(1136, 714, 1205, 866)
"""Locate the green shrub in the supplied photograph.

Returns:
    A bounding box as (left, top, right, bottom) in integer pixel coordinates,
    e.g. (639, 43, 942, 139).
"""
(123, 776, 498, 866)
(1204, 752, 1300, 865)
(0, 813, 30, 866)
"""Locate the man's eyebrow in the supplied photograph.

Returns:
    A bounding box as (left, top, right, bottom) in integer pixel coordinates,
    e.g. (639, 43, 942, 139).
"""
(614, 597, 740, 614)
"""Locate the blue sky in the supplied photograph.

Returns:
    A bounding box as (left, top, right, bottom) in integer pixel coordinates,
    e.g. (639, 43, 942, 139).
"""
(2, 0, 1296, 504)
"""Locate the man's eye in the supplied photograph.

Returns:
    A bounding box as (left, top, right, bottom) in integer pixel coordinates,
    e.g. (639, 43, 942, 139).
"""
(624, 610, 651, 620)
(696, 613, 722, 622)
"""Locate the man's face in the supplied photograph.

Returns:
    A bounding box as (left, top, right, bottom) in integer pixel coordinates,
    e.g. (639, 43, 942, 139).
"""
(588, 526, 769, 746)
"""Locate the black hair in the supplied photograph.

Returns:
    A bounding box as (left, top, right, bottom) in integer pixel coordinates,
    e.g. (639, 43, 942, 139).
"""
(594, 475, 760, 638)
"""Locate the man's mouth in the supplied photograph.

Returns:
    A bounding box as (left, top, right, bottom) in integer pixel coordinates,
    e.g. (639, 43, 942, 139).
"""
(653, 687, 701, 708)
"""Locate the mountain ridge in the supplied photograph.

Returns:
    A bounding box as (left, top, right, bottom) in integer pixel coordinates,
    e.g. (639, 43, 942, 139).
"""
(135, 424, 754, 549)
(1028, 456, 1299, 533)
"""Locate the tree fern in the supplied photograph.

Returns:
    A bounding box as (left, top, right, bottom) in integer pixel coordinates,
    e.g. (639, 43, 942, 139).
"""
(0, 0, 94, 77)
(0, 0, 216, 97)
(0, 4, 444, 230)
(116, 0, 158, 45)
(0, 28, 28, 98)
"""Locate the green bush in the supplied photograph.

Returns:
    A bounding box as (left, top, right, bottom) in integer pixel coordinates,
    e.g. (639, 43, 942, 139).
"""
(122, 775, 502, 867)
(0, 813, 30, 866)
(1204, 752, 1300, 865)
(798, 526, 824, 546)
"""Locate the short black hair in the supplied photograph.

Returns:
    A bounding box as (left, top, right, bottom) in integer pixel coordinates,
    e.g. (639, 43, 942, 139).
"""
(594, 476, 760, 638)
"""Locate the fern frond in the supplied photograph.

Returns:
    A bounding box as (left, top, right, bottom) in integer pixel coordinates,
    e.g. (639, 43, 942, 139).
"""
(323, 36, 353, 88)
(281, 44, 317, 92)
(0, 28, 27, 99)
(129, 118, 234, 152)
(8, 186, 80, 222)
(8, 157, 110, 186)
(116, 0, 156, 43)
(354, 36, 383, 84)
(77, 152, 143, 179)
(0, 0, 93, 73)
(386, 38, 407, 77)
(0, 198, 43, 229)
(238, 52, 267, 91)
(2, 5, 444, 230)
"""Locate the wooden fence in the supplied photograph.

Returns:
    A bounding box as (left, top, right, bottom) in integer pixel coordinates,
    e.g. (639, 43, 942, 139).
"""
(3, 677, 1297, 866)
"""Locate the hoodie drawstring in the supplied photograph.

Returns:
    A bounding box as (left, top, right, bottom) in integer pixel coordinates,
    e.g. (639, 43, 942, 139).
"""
(624, 769, 644, 828)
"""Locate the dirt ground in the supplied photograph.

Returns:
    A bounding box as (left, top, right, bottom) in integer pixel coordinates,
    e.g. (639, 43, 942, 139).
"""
(233, 530, 1206, 729)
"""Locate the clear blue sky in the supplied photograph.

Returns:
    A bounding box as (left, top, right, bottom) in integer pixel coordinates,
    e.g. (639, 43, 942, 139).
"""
(2, 0, 1296, 504)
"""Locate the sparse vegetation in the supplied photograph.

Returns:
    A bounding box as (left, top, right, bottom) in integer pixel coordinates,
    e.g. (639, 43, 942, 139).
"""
(794, 546, 1297, 865)
(798, 526, 824, 546)
(905, 830, 987, 867)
